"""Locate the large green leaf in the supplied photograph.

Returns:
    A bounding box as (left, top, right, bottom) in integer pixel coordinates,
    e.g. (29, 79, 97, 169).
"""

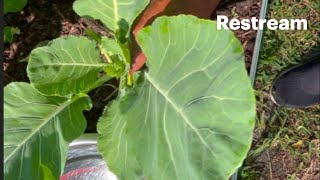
(4, 82, 91, 179)
(27, 36, 106, 96)
(4, 0, 27, 14)
(98, 15, 256, 180)
(73, 0, 149, 33)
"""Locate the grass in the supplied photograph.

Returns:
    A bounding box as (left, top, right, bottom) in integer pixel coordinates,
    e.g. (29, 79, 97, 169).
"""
(239, 0, 320, 179)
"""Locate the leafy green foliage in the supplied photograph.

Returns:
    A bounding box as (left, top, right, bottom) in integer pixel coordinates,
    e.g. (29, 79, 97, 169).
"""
(73, 0, 149, 35)
(4, 0, 27, 14)
(27, 36, 107, 96)
(4, 26, 20, 43)
(98, 15, 256, 180)
(4, 83, 91, 180)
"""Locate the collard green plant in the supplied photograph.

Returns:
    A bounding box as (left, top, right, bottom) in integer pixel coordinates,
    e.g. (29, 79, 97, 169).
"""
(98, 16, 255, 180)
(4, 0, 149, 179)
(4, 0, 256, 179)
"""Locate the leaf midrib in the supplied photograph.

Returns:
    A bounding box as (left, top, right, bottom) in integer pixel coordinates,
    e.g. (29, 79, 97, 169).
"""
(144, 73, 216, 157)
(112, 0, 119, 30)
(4, 95, 81, 163)
(30, 63, 106, 67)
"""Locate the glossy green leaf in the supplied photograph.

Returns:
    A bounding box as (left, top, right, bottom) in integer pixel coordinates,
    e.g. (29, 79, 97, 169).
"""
(73, 0, 149, 34)
(4, 0, 27, 14)
(98, 15, 256, 180)
(4, 26, 20, 43)
(4, 82, 91, 180)
(27, 36, 106, 96)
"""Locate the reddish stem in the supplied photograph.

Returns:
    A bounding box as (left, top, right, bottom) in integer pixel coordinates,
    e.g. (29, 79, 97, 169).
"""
(130, 0, 171, 75)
